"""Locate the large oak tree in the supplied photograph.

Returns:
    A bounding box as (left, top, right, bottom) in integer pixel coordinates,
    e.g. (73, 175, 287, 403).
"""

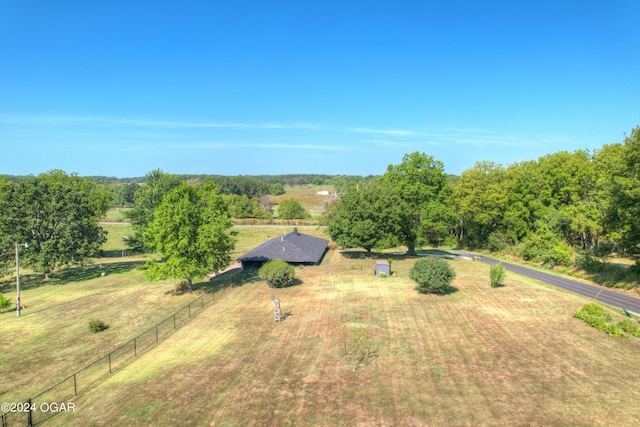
(327, 179, 401, 252)
(2, 170, 109, 277)
(143, 181, 237, 289)
(380, 152, 454, 254)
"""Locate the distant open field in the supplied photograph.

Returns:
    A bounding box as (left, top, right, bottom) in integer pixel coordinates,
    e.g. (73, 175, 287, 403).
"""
(270, 185, 336, 219)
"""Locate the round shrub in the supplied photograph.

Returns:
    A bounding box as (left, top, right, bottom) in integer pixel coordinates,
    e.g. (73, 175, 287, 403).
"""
(88, 320, 108, 333)
(259, 259, 295, 288)
(410, 257, 456, 294)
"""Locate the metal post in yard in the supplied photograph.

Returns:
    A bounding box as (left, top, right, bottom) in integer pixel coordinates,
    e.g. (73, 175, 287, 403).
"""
(201, 295, 204, 308)
(27, 398, 32, 426)
(74, 373, 78, 395)
(156, 324, 159, 343)
(108, 353, 112, 374)
(134, 338, 137, 357)
(173, 314, 176, 330)
(188, 303, 191, 319)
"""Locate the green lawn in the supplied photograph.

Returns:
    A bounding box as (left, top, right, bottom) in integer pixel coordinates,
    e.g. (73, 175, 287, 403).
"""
(3, 226, 640, 426)
(49, 252, 640, 425)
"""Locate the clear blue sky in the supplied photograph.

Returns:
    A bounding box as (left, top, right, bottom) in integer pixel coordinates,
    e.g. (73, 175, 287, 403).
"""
(1, 1, 639, 177)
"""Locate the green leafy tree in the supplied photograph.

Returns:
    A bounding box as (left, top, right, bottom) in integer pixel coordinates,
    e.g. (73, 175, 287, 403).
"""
(112, 182, 140, 208)
(327, 180, 401, 252)
(277, 198, 310, 219)
(606, 127, 640, 264)
(451, 161, 508, 245)
(222, 194, 271, 218)
(520, 222, 573, 267)
(410, 257, 456, 294)
(0, 176, 14, 275)
(4, 171, 107, 277)
(125, 169, 183, 250)
(143, 182, 237, 289)
(258, 259, 295, 288)
(268, 183, 285, 195)
(381, 152, 454, 254)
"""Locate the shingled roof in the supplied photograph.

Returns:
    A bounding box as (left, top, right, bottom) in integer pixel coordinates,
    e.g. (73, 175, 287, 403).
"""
(238, 228, 329, 266)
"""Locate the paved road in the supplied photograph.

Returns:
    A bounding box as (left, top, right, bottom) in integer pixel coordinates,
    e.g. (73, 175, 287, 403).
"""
(452, 249, 640, 316)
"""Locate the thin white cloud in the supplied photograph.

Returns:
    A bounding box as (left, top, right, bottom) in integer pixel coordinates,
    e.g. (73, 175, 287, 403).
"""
(0, 114, 580, 152)
(0, 115, 322, 131)
(346, 127, 414, 136)
(240, 143, 351, 151)
(363, 139, 410, 148)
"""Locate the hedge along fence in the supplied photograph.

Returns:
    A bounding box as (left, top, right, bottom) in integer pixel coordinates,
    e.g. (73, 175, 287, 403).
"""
(2, 292, 216, 426)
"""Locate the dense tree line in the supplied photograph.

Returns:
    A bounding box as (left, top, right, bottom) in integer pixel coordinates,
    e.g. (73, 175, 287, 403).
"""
(0, 171, 109, 277)
(2, 127, 638, 284)
(452, 128, 640, 269)
(326, 128, 640, 278)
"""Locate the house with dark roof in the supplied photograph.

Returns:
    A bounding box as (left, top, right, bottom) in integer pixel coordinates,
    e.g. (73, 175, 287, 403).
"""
(238, 228, 329, 269)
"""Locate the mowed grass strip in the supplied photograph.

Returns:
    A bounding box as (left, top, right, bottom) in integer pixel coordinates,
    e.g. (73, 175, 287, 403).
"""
(49, 252, 640, 426)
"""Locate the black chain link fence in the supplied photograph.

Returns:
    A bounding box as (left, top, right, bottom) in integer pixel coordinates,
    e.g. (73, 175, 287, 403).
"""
(2, 292, 215, 426)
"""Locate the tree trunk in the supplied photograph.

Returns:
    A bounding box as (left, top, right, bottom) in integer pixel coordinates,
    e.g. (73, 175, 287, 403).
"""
(186, 278, 193, 292)
(406, 243, 416, 256)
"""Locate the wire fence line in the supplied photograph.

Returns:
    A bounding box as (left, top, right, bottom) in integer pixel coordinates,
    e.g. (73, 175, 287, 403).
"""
(2, 290, 217, 426)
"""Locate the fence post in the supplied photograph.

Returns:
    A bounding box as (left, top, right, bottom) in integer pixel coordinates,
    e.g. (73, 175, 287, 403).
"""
(188, 303, 191, 319)
(74, 373, 78, 396)
(173, 314, 176, 330)
(202, 294, 204, 308)
(156, 324, 159, 343)
(27, 398, 32, 426)
(108, 353, 112, 374)
(134, 338, 137, 357)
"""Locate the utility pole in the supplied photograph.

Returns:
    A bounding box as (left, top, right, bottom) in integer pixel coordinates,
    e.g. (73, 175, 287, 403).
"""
(15, 242, 29, 317)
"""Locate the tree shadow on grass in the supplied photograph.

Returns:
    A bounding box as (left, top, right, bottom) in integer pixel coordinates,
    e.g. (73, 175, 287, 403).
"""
(417, 285, 460, 296)
(284, 278, 303, 288)
(441, 285, 460, 295)
(192, 269, 262, 295)
(340, 249, 461, 262)
(0, 260, 145, 293)
(340, 250, 419, 261)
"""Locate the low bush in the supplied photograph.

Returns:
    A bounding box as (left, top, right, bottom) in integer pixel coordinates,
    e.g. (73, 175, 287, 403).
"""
(574, 303, 626, 337)
(410, 257, 456, 294)
(88, 320, 108, 333)
(521, 233, 573, 267)
(617, 319, 640, 338)
(490, 262, 506, 287)
(0, 293, 12, 313)
(259, 259, 295, 288)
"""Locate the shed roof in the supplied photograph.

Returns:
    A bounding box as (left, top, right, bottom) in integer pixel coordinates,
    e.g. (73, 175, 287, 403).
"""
(238, 228, 329, 264)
